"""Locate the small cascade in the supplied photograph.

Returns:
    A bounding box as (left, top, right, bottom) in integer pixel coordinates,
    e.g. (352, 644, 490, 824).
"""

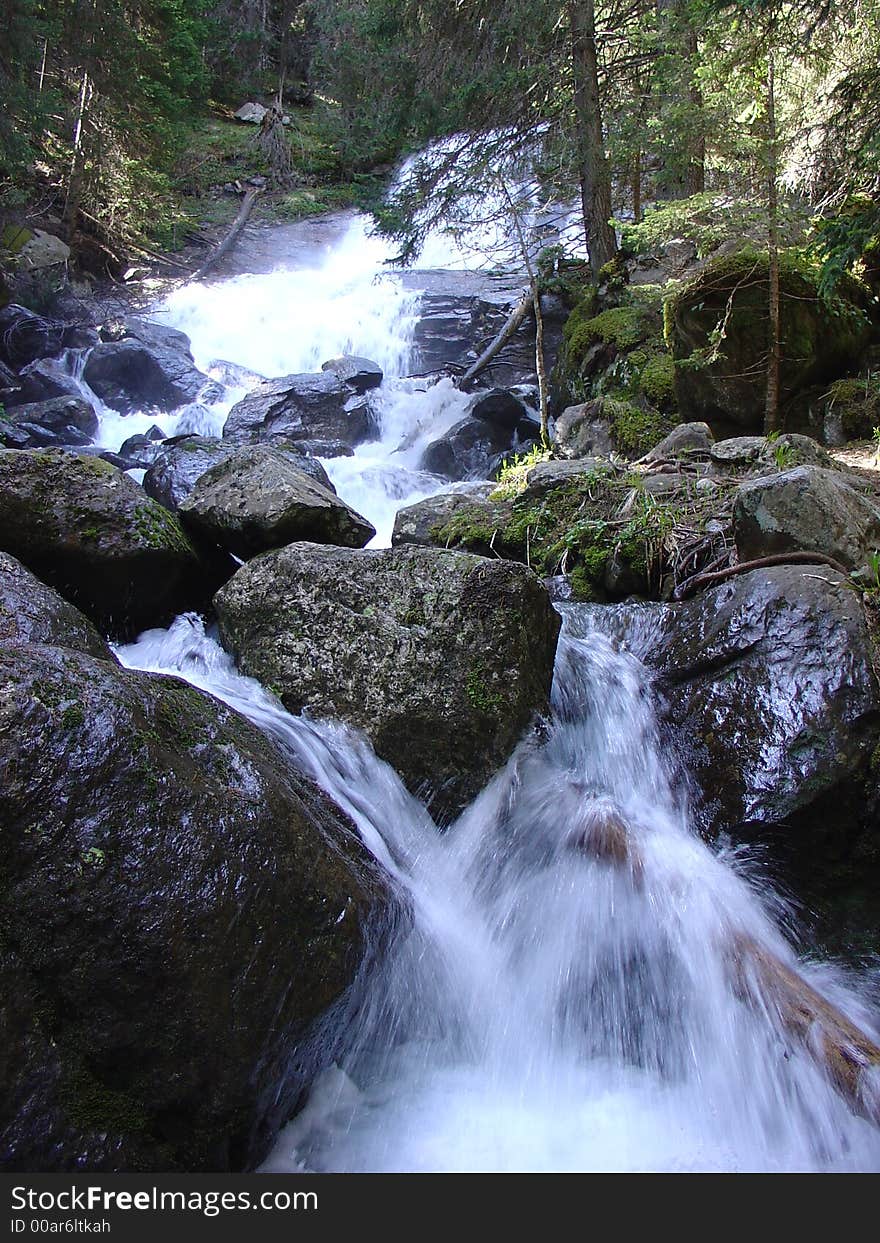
(117, 611, 880, 1173)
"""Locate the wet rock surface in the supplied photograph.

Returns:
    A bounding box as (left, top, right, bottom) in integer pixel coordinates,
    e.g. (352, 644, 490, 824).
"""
(0, 641, 394, 1171)
(223, 371, 375, 447)
(0, 553, 113, 658)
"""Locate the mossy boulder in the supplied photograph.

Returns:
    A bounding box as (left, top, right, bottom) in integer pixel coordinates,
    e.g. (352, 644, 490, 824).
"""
(214, 543, 561, 822)
(819, 375, 880, 445)
(179, 444, 375, 557)
(0, 448, 219, 637)
(553, 395, 675, 460)
(0, 553, 113, 659)
(666, 248, 872, 433)
(0, 642, 394, 1171)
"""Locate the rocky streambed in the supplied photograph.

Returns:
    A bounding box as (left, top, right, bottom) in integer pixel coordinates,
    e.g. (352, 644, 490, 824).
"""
(2, 218, 880, 1171)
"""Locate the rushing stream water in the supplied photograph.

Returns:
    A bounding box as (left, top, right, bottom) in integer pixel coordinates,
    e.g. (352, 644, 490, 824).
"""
(74, 209, 880, 1170)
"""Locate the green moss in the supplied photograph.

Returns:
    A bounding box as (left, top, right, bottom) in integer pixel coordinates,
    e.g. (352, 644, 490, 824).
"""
(639, 352, 676, 407)
(61, 1065, 150, 1137)
(575, 305, 657, 353)
(133, 503, 193, 555)
(604, 396, 674, 457)
(61, 702, 84, 729)
(466, 663, 504, 716)
(822, 375, 880, 440)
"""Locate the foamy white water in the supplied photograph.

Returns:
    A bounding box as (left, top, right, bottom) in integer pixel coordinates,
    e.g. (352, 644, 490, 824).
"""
(117, 611, 880, 1173)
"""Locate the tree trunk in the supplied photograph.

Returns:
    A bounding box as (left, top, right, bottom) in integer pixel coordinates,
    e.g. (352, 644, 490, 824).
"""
(569, 0, 617, 278)
(62, 68, 91, 245)
(683, 23, 705, 195)
(765, 49, 782, 434)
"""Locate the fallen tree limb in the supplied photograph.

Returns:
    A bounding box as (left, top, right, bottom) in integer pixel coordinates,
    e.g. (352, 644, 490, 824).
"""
(127, 241, 193, 272)
(569, 796, 880, 1125)
(188, 188, 261, 284)
(729, 932, 880, 1126)
(674, 551, 849, 600)
(457, 289, 532, 392)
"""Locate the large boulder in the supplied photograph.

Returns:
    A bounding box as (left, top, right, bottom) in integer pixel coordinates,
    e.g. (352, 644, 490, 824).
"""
(650, 566, 880, 835)
(83, 327, 219, 415)
(144, 436, 333, 512)
(215, 544, 561, 820)
(223, 372, 375, 447)
(180, 445, 375, 557)
(0, 396, 98, 450)
(667, 250, 872, 432)
(733, 465, 880, 572)
(419, 416, 526, 481)
(0, 448, 215, 636)
(0, 641, 393, 1171)
(0, 553, 112, 658)
(644, 421, 714, 461)
(552, 400, 614, 460)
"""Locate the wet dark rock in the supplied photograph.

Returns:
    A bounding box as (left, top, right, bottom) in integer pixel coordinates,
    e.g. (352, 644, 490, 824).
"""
(321, 356, 383, 393)
(419, 416, 523, 482)
(522, 458, 608, 500)
(734, 464, 880, 573)
(5, 358, 83, 408)
(0, 641, 393, 1171)
(83, 339, 218, 416)
(117, 433, 168, 470)
(392, 485, 494, 548)
(468, 388, 531, 430)
(0, 448, 213, 636)
(0, 553, 113, 658)
(0, 397, 98, 449)
(144, 436, 333, 512)
(650, 565, 880, 835)
(223, 372, 375, 447)
(180, 445, 375, 557)
(215, 543, 561, 821)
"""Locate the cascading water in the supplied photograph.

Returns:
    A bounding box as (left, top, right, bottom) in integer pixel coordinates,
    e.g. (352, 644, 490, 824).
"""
(75, 197, 880, 1171)
(117, 609, 880, 1172)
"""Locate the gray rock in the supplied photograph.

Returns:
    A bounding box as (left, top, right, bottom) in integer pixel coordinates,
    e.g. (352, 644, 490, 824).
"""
(180, 445, 375, 557)
(16, 228, 70, 270)
(0, 448, 213, 637)
(144, 436, 333, 512)
(734, 464, 880, 572)
(709, 436, 767, 465)
(234, 101, 267, 123)
(0, 640, 392, 1171)
(0, 396, 98, 449)
(522, 457, 609, 499)
(649, 565, 879, 834)
(392, 485, 494, 548)
(321, 356, 383, 393)
(223, 372, 375, 447)
(0, 304, 85, 371)
(215, 544, 561, 821)
(644, 421, 714, 461)
(553, 402, 614, 459)
(4, 358, 83, 408)
(0, 552, 113, 658)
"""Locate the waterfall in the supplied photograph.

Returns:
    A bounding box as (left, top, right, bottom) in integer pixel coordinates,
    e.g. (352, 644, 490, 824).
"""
(117, 609, 880, 1172)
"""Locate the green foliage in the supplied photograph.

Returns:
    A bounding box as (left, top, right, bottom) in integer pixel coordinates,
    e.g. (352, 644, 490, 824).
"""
(490, 446, 553, 500)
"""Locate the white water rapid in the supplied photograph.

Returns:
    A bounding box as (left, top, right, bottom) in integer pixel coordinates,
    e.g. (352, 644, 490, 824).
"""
(100, 209, 880, 1172)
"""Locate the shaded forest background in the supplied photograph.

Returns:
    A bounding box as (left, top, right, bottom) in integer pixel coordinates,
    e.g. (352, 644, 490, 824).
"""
(0, 0, 878, 301)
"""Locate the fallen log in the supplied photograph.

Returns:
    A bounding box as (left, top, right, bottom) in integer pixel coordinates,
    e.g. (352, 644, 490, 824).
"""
(457, 290, 532, 392)
(729, 932, 880, 1126)
(188, 188, 262, 284)
(674, 550, 849, 600)
(569, 797, 880, 1124)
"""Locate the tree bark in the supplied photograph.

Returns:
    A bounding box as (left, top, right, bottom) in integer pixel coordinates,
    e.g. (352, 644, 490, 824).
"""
(569, 0, 617, 278)
(765, 48, 782, 434)
(189, 189, 262, 282)
(457, 293, 533, 391)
